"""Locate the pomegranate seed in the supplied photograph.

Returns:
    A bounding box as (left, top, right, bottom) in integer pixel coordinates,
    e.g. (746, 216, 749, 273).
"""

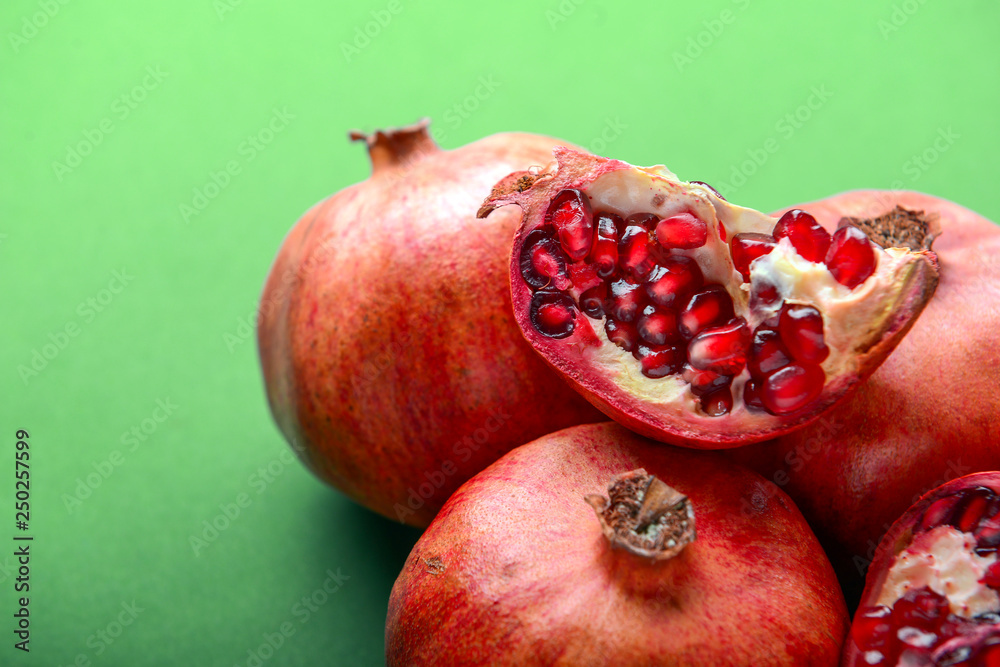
(607, 279, 646, 323)
(979, 643, 1000, 667)
(748, 327, 793, 377)
(605, 319, 637, 352)
(749, 278, 781, 309)
(892, 587, 949, 632)
(690, 180, 726, 201)
(683, 365, 731, 397)
(626, 212, 659, 231)
(618, 225, 657, 281)
(579, 284, 607, 319)
(827, 225, 877, 289)
(954, 488, 997, 534)
(636, 344, 683, 379)
(529, 291, 576, 339)
(679, 285, 735, 339)
(519, 229, 571, 290)
(687, 318, 751, 375)
(655, 212, 708, 250)
(545, 188, 594, 262)
(636, 305, 680, 346)
(730, 233, 776, 282)
(773, 209, 831, 263)
(983, 562, 1000, 589)
(918, 495, 963, 533)
(590, 212, 621, 278)
(568, 262, 602, 293)
(700, 385, 733, 417)
(851, 605, 898, 662)
(644, 255, 704, 309)
(976, 515, 1000, 551)
(760, 364, 825, 414)
(779, 304, 829, 365)
(743, 380, 766, 413)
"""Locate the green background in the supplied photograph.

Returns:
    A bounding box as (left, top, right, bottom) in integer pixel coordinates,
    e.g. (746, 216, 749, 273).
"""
(1, 1, 997, 664)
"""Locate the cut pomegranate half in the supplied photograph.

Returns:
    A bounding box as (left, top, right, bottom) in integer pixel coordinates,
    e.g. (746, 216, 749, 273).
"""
(478, 148, 940, 448)
(844, 473, 1000, 667)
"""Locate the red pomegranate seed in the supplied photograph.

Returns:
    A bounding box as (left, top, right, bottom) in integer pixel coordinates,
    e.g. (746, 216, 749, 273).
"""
(568, 262, 602, 293)
(827, 225, 877, 289)
(748, 327, 793, 377)
(679, 285, 736, 339)
(773, 209, 831, 263)
(983, 562, 1000, 589)
(618, 225, 657, 281)
(636, 305, 680, 346)
(579, 284, 607, 319)
(687, 318, 751, 375)
(954, 489, 996, 534)
(918, 495, 963, 533)
(743, 380, 766, 413)
(590, 212, 621, 278)
(545, 188, 594, 262)
(607, 279, 646, 323)
(682, 365, 731, 397)
(690, 180, 726, 201)
(850, 605, 898, 662)
(626, 212, 659, 231)
(779, 304, 829, 365)
(519, 229, 571, 290)
(636, 344, 683, 379)
(730, 233, 776, 282)
(605, 319, 637, 352)
(892, 587, 949, 632)
(979, 643, 1000, 667)
(529, 291, 576, 339)
(655, 212, 708, 250)
(749, 278, 781, 309)
(700, 385, 733, 417)
(760, 364, 825, 415)
(644, 255, 704, 309)
(976, 515, 1000, 551)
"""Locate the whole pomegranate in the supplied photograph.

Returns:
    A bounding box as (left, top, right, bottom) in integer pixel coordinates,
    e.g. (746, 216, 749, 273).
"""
(257, 120, 601, 526)
(477, 149, 939, 447)
(386, 422, 849, 666)
(727, 191, 1000, 592)
(844, 472, 1000, 666)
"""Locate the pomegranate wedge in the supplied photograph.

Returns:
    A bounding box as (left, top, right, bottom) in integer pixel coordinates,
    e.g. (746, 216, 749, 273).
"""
(478, 148, 939, 448)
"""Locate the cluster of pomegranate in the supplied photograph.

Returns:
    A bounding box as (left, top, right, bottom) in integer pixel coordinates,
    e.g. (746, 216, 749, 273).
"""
(257, 120, 998, 666)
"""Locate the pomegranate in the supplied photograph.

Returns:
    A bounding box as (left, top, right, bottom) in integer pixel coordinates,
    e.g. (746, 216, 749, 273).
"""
(728, 191, 1000, 595)
(844, 473, 1000, 666)
(257, 121, 602, 527)
(477, 149, 939, 448)
(386, 422, 849, 666)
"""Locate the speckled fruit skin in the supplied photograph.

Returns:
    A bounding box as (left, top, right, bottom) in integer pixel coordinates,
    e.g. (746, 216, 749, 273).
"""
(386, 422, 849, 667)
(257, 122, 602, 527)
(729, 191, 1000, 590)
(841, 472, 1000, 667)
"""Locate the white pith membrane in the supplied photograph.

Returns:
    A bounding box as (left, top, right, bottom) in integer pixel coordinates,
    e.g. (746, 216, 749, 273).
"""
(876, 525, 1000, 618)
(558, 165, 919, 419)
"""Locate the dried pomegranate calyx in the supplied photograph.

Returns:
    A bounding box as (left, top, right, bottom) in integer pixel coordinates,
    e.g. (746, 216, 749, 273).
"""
(838, 205, 941, 252)
(585, 469, 696, 561)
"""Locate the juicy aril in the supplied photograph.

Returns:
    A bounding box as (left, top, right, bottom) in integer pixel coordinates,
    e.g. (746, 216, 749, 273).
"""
(257, 121, 601, 526)
(728, 191, 1000, 590)
(477, 149, 939, 447)
(844, 472, 1000, 666)
(386, 422, 849, 666)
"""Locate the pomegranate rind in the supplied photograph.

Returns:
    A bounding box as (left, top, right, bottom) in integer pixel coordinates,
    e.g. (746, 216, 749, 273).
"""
(386, 422, 849, 666)
(479, 149, 940, 448)
(842, 472, 1000, 667)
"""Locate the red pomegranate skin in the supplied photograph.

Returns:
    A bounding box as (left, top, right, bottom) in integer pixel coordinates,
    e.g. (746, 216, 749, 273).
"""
(386, 422, 849, 666)
(729, 190, 1000, 577)
(257, 123, 602, 527)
